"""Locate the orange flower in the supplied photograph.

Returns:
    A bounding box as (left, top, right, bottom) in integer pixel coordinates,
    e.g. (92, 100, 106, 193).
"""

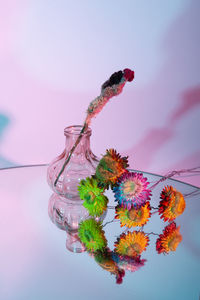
(156, 222, 182, 254)
(95, 149, 129, 188)
(159, 186, 186, 222)
(114, 231, 149, 258)
(115, 201, 151, 228)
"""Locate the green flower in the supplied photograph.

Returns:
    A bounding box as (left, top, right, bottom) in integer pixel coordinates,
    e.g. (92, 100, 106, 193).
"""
(78, 177, 108, 216)
(78, 219, 107, 252)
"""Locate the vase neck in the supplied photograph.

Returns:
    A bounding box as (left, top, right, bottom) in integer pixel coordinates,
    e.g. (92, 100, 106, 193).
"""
(64, 125, 91, 154)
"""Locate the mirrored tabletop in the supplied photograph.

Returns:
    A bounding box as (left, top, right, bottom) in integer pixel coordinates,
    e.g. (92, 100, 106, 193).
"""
(0, 165, 199, 300)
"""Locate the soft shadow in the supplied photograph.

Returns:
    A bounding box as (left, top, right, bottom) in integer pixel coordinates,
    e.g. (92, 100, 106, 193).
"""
(170, 87, 200, 124)
(0, 113, 16, 168)
(123, 0, 200, 171)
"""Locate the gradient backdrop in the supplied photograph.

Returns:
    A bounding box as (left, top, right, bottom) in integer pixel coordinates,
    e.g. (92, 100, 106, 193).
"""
(0, 0, 200, 186)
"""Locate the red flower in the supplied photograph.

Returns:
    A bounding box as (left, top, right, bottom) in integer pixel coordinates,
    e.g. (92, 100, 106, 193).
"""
(123, 68, 134, 82)
(156, 222, 182, 254)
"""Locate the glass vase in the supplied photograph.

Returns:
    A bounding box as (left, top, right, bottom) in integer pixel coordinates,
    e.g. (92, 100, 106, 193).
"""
(48, 193, 107, 253)
(47, 125, 99, 198)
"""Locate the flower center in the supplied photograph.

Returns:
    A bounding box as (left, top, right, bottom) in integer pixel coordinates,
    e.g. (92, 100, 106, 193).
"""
(128, 208, 143, 221)
(84, 230, 94, 242)
(96, 156, 124, 183)
(123, 180, 136, 197)
(168, 233, 182, 251)
(85, 191, 96, 204)
(172, 192, 185, 214)
(126, 243, 142, 256)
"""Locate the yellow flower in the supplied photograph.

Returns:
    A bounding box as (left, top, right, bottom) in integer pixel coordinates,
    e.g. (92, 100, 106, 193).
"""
(115, 202, 151, 228)
(114, 231, 149, 258)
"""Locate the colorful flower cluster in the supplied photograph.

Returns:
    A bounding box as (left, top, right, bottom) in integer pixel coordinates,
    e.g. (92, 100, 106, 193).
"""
(78, 149, 152, 229)
(77, 148, 186, 284)
(78, 149, 130, 217)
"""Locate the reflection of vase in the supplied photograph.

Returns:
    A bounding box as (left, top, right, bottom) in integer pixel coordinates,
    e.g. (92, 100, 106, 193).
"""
(48, 193, 90, 232)
(65, 231, 86, 253)
(48, 193, 107, 253)
(47, 125, 99, 198)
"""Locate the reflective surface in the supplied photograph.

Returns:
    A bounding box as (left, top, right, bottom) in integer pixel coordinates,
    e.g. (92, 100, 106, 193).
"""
(0, 166, 199, 300)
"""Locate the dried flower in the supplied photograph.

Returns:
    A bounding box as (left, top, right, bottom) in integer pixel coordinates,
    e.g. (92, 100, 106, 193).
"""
(115, 201, 151, 228)
(114, 231, 149, 258)
(158, 186, 186, 222)
(78, 177, 108, 216)
(113, 172, 151, 209)
(156, 222, 182, 254)
(78, 219, 107, 252)
(86, 68, 134, 125)
(94, 249, 125, 284)
(95, 149, 129, 189)
(123, 68, 134, 81)
(112, 252, 146, 273)
(94, 249, 119, 275)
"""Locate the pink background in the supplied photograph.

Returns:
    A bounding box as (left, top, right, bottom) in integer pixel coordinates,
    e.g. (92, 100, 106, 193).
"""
(0, 0, 199, 186)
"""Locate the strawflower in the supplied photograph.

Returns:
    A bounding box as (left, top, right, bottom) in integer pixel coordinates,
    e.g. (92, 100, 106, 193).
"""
(159, 186, 186, 222)
(114, 172, 151, 209)
(95, 149, 129, 189)
(78, 218, 107, 252)
(78, 177, 108, 216)
(115, 201, 151, 228)
(156, 222, 182, 254)
(114, 231, 149, 258)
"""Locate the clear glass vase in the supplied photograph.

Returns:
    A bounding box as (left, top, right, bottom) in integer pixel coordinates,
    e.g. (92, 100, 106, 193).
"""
(47, 125, 99, 198)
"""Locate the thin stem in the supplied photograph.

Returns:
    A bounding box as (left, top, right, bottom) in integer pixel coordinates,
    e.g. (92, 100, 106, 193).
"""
(103, 218, 118, 227)
(151, 210, 158, 215)
(55, 208, 63, 219)
(54, 122, 87, 186)
(149, 166, 200, 190)
(145, 232, 159, 236)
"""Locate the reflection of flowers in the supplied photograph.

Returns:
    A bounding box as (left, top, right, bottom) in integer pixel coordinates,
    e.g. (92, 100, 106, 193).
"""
(114, 231, 149, 258)
(94, 249, 119, 275)
(95, 149, 129, 188)
(112, 252, 146, 272)
(159, 186, 186, 222)
(78, 219, 107, 252)
(156, 222, 182, 254)
(78, 177, 108, 216)
(114, 172, 151, 209)
(115, 201, 151, 228)
(93, 249, 125, 284)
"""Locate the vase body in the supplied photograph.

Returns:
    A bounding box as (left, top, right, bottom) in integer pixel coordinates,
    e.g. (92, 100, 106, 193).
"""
(47, 125, 99, 198)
